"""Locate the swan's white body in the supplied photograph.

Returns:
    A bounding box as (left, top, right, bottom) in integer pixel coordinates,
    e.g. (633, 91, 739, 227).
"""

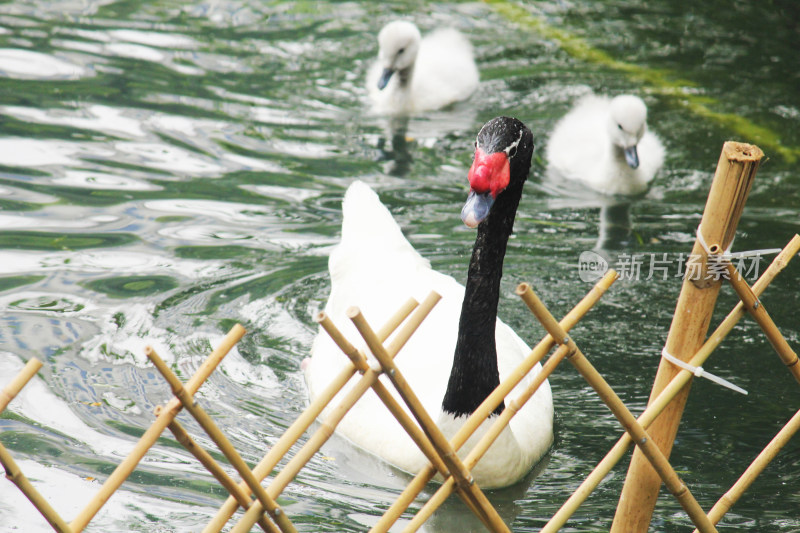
(305, 181, 553, 488)
(546, 94, 665, 195)
(367, 22, 479, 115)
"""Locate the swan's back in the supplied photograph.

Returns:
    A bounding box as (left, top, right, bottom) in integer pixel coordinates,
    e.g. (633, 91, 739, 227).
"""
(309, 182, 461, 468)
(326, 182, 431, 318)
(546, 96, 609, 183)
(306, 181, 552, 488)
(411, 28, 478, 110)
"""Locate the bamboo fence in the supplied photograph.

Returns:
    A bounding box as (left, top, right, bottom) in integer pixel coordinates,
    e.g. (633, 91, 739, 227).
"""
(1, 141, 799, 532)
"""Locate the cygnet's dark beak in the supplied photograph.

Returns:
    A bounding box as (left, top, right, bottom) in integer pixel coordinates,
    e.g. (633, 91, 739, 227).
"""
(624, 145, 640, 169)
(377, 68, 394, 90)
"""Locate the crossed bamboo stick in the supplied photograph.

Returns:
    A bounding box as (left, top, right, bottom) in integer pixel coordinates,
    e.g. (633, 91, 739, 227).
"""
(1, 234, 798, 532)
(543, 234, 800, 531)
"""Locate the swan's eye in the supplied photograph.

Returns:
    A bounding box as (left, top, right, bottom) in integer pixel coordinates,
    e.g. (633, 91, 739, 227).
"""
(508, 145, 517, 159)
(617, 123, 623, 130)
(397, 47, 405, 55)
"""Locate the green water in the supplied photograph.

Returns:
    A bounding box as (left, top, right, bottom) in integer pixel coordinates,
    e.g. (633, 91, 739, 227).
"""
(0, 1, 798, 531)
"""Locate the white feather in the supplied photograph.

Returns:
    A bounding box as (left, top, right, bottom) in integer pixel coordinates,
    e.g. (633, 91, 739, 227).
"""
(367, 21, 479, 115)
(546, 94, 665, 195)
(305, 181, 553, 488)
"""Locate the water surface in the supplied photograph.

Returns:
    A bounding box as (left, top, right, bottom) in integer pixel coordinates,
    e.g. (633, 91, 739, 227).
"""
(0, 1, 799, 531)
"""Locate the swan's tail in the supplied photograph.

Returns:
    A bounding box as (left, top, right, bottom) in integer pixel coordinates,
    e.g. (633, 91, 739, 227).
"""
(331, 181, 428, 282)
(341, 180, 405, 245)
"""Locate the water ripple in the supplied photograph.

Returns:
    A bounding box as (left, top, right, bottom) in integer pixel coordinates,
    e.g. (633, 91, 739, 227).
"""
(0, 48, 91, 79)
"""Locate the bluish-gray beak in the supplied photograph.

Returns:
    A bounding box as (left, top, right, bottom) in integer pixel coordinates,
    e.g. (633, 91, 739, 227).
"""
(624, 145, 640, 169)
(461, 190, 494, 228)
(377, 68, 394, 90)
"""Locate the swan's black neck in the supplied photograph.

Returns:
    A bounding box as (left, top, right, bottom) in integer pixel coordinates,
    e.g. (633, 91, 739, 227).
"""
(441, 178, 525, 418)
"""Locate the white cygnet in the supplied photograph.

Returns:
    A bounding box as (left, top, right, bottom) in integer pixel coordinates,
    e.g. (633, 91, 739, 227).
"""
(546, 94, 665, 195)
(367, 21, 479, 115)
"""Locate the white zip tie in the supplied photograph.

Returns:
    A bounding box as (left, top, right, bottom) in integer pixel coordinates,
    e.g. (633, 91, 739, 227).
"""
(696, 224, 733, 257)
(661, 348, 748, 395)
(695, 225, 781, 260)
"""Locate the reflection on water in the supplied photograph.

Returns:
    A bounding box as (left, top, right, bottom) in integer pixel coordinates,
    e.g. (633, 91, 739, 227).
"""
(0, 1, 799, 532)
(596, 201, 633, 251)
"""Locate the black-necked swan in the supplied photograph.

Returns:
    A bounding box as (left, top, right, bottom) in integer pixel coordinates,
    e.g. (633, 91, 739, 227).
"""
(304, 117, 554, 489)
(546, 93, 665, 195)
(367, 20, 479, 115)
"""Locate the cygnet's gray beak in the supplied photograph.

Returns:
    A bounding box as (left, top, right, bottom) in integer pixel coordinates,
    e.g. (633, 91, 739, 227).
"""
(624, 145, 640, 169)
(377, 68, 394, 90)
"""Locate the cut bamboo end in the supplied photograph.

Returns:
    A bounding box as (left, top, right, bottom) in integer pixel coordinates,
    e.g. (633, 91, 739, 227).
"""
(613, 141, 763, 533)
(700, 141, 764, 253)
(723, 141, 764, 162)
(7, 198, 799, 533)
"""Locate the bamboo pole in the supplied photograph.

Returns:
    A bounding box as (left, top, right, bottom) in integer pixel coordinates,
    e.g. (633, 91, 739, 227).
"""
(162, 413, 277, 533)
(405, 342, 574, 532)
(316, 313, 451, 477)
(542, 234, 800, 532)
(0, 445, 73, 533)
(146, 347, 296, 533)
(695, 405, 800, 531)
(0, 358, 73, 533)
(371, 270, 618, 532)
(612, 141, 764, 532)
(723, 261, 800, 383)
(316, 312, 493, 527)
(70, 324, 246, 533)
(0, 358, 42, 413)
(227, 294, 442, 533)
(348, 307, 509, 533)
(203, 298, 420, 533)
(518, 284, 718, 533)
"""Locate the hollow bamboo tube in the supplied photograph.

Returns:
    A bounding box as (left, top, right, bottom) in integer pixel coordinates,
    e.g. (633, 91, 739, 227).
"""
(0, 359, 72, 533)
(518, 284, 718, 533)
(372, 270, 618, 532)
(203, 298, 420, 533)
(70, 324, 246, 533)
(227, 294, 441, 533)
(542, 235, 800, 532)
(695, 405, 800, 531)
(613, 141, 763, 533)
(0, 358, 42, 413)
(406, 342, 574, 532)
(162, 414, 276, 533)
(723, 261, 800, 383)
(147, 347, 295, 533)
(348, 307, 509, 533)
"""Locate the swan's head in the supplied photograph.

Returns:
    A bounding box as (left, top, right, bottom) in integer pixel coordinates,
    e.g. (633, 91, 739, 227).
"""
(607, 95, 648, 169)
(462, 117, 534, 228)
(375, 21, 421, 90)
